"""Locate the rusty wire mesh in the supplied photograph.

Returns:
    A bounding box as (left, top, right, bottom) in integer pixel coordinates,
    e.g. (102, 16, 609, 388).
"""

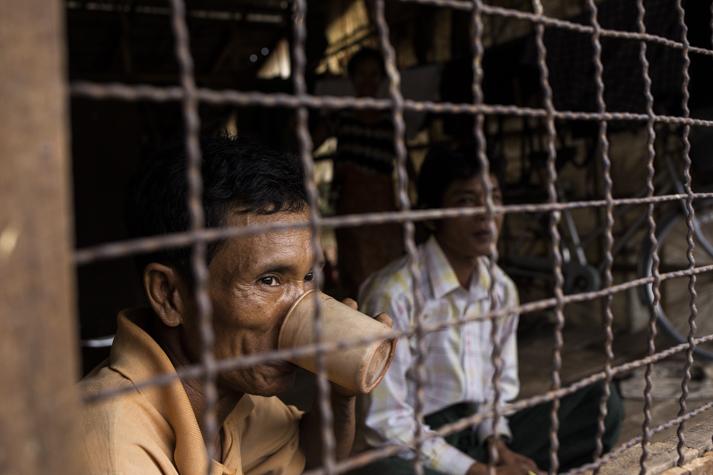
(70, 0, 713, 474)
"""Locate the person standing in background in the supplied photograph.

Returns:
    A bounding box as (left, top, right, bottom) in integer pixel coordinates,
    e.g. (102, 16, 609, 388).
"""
(328, 47, 412, 298)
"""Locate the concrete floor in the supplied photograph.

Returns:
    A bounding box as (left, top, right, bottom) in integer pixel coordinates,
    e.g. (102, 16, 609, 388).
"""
(518, 321, 713, 473)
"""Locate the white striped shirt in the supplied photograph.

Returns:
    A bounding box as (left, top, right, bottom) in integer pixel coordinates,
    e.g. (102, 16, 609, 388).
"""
(359, 236, 520, 475)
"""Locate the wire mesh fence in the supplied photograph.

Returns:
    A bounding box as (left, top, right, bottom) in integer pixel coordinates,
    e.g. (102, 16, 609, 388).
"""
(68, 0, 713, 474)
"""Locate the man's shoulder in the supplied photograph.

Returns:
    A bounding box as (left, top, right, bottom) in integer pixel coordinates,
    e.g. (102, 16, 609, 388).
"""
(360, 254, 416, 300)
(487, 259, 512, 281)
(81, 364, 170, 429)
(358, 254, 421, 328)
(80, 366, 174, 471)
(82, 360, 130, 391)
(491, 260, 518, 301)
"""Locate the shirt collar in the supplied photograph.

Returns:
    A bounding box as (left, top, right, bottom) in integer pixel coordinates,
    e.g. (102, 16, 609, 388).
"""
(424, 236, 493, 301)
(109, 308, 249, 475)
(424, 236, 462, 299)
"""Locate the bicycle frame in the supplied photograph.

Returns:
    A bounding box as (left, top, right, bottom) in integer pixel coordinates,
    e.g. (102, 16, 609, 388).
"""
(503, 151, 713, 291)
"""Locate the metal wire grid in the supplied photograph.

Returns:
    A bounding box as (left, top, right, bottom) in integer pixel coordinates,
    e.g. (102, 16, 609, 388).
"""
(69, 0, 713, 474)
(373, 1, 429, 473)
(638, 0, 663, 471)
(529, 1, 565, 472)
(292, 1, 338, 470)
(166, 0, 219, 465)
(585, 1, 617, 471)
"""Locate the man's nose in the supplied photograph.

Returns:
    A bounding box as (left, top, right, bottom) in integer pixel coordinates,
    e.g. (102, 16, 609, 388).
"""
(288, 282, 311, 304)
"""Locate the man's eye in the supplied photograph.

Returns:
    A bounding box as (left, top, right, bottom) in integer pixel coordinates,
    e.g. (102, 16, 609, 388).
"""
(304, 271, 314, 282)
(259, 276, 280, 286)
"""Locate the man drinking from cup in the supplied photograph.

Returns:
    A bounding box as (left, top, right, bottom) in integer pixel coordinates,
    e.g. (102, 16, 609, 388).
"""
(80, 137, 388, 474)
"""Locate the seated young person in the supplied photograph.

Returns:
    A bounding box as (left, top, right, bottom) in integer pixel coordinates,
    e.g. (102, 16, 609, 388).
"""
(356, 146, 623, 475)
(79, 138, 364, 474)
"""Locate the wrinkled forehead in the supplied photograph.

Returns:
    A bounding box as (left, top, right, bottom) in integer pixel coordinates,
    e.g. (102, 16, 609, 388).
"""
(231, 209, 311, 228)
(210, 209, 316, 276)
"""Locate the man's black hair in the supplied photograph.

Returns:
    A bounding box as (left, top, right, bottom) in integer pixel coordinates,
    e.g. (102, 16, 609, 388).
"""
(347, 47, 386, 78)
(125, 136, 308, 282)
(417, 144, 501, 210)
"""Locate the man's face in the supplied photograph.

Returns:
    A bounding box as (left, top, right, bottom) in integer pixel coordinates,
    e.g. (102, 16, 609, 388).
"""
(350, 58, 384, 98)
(435, 174, 503, 261)
(184, 209, 316, 396)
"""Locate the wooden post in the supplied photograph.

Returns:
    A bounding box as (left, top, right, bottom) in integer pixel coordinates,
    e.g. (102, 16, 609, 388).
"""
(0, 0, 82, 473)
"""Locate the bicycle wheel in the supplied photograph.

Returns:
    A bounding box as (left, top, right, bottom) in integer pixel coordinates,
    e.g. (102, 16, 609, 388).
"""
(639, 198, 713, 360)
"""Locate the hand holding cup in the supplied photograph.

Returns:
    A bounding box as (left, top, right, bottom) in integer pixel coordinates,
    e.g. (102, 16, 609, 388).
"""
(278, 290, 397, 394)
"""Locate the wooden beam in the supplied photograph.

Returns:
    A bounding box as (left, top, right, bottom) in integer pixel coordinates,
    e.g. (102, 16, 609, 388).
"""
(0, 0, 82, 473)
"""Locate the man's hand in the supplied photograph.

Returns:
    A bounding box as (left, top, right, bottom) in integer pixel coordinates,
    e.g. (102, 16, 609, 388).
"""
(302, 298, 393, 467)
(342, 298, 393, 328)
(465, 439, 543, 475)
(492, 439, 540, 474)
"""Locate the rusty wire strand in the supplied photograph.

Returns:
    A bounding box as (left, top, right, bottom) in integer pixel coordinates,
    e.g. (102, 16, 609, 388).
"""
(290, 1, 337, 472)
(469, 2, 503, 472)
(673, 0, 699, 466)
(636, 0, 662, 473)
(584, 0, 615, 469)
(373, 1, 428, 472)
(70, 81, 713, 129)
(73, 193, 713, 265)
(529, 0, 565, 472)
(167, 0, 218, 468)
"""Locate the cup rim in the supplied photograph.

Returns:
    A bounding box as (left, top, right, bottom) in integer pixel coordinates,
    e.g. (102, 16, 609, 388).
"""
(277, 288, 397, 394)
(359, 336, 397, 393)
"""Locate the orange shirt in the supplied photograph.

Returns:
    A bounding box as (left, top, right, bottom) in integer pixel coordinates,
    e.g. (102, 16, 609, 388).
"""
(80, 309, 305, 475)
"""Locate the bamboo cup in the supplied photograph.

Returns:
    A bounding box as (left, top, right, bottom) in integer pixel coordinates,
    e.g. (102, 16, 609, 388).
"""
(277, 289, 396, 394)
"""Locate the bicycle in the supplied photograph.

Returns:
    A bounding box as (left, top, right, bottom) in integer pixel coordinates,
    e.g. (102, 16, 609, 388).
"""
(499, 127, 713, 360)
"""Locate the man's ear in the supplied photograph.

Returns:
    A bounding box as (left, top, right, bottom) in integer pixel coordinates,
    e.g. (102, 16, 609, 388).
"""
(144, 263, 187, 327)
